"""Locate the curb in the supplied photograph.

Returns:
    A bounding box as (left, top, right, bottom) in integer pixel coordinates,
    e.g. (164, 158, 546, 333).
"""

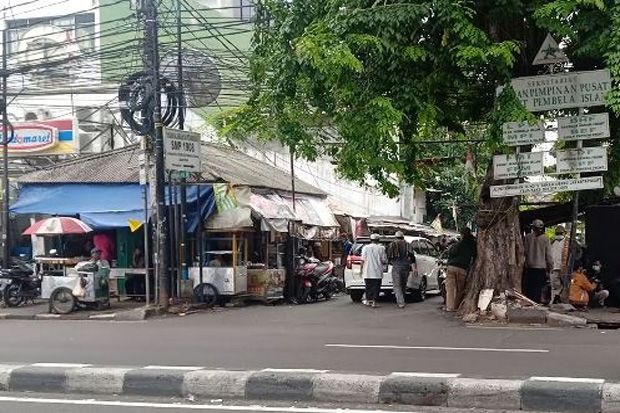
(0, 364, 617, 412)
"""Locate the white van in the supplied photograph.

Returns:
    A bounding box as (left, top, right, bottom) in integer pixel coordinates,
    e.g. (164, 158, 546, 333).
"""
(343, 236, 442, 303)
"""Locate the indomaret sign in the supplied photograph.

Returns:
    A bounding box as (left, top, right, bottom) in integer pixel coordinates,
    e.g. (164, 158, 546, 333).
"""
(507, 69, 611, 112)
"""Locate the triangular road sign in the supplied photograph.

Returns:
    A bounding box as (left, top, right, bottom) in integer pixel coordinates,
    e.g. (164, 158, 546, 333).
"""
(533, 33, 568, 65)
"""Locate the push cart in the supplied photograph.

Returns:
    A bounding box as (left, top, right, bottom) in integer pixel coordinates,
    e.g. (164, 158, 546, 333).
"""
(42, 266, 111, 314)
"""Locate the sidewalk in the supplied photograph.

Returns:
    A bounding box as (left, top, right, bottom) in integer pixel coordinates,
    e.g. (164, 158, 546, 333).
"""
(0, 299, 148, 321)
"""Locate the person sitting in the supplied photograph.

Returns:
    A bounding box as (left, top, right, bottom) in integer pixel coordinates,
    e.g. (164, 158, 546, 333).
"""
(569, 260, 609, 310)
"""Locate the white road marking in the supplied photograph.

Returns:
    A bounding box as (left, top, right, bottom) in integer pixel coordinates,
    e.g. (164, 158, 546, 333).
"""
(262, 368, 329, 373)
(31, 363, 92, 368)
(530, 376, 605, 384)
(325, 344, 549, 353)
(0, 396, 426, 412)
(466, 325, 562, 331)
(144, 365, 204, 371)
(390, 372, 460, 378)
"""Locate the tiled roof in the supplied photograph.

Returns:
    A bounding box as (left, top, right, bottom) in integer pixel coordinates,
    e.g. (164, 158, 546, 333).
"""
(17, 143, 324, 196)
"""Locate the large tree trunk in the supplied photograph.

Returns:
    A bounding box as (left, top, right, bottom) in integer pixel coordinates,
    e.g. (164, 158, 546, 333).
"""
(460, 165, 524, 315)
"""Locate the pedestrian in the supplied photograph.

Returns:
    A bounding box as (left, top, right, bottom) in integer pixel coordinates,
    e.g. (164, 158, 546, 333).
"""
(523, 219, 553, 304)
(387, 231, 416, 308)
(550, 224, 567, 303)
(444, 227, 477, 312)
(341, 233, 353, 263)
(360, 233, 387, 308)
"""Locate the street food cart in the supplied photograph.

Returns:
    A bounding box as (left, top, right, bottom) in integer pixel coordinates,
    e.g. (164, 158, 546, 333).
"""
(43, 266, 111, 314)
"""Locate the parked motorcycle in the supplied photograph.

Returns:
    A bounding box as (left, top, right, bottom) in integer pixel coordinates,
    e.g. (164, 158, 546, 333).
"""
(295, 255, 340, 303)
(0, 259, 40, 307)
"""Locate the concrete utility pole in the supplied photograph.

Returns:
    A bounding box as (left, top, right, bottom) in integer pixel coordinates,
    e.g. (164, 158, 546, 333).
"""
(143, 0, 170, 307)
(1, 27, 10, 269)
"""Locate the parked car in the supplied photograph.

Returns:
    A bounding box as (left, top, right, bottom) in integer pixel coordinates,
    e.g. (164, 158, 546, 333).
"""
(343, 235, 442, 303)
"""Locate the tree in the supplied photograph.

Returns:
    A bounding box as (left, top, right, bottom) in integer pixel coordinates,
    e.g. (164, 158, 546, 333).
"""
(216, 0, 620, 314)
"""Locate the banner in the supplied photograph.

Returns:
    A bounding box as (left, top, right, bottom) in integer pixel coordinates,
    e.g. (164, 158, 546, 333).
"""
(1, 119, 78, 156)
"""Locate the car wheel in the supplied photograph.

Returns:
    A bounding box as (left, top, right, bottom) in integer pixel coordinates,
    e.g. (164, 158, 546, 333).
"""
(410, 277, 427, 302)
(349, 290, 364, 303)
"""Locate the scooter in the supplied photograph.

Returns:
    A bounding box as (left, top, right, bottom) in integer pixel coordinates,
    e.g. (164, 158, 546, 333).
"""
(295, 255, 339, 303)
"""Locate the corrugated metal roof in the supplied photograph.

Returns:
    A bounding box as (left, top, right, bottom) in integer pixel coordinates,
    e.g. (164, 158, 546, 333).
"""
(17, 143, 325, 196)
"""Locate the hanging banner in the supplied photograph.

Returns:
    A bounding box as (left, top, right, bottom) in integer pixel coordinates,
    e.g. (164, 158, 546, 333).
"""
(493, 151, 544, 180)
(502, 121, 546, 146)
(490, 177, 603, 198)
(556, 147, 608, 174)
(507, 69, 611, 112)
(557, 113, 610, 141)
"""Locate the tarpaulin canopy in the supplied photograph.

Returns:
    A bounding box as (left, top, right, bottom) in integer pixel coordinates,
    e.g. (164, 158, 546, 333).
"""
(11, 183, 215, 230)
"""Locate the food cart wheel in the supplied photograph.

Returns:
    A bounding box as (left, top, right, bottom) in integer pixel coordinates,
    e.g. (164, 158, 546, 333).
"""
(50, 287, 76, 315)
(193, 283, 219, 307)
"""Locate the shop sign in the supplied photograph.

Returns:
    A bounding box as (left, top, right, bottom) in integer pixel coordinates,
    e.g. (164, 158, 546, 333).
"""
(507, 69, 611, 112)
(557, 113, 610, 141)
(493, 151, 544, 180)
(0, 119, 78, 156)
(502, 121, 545, 146)
(556, 147, 608, 174)
(163, 128, 201, 173)
(490, 176, 603, 198)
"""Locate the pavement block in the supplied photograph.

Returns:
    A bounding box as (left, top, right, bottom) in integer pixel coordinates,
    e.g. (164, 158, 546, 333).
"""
(183, 370, 253, 399)
(447, 378, 522, 410)
(546, 312, 588, 327)
(114, 308, 147, 321)
(122, 368, 186, 397)
(521, 378, 603, 413)
(9, 366, 68, 392)
(246, 371, 317, 401)
(603, 382, 620, 413)
(379, 373, 451, 406)
(0, 364, 23, 390)
(507, 307, 547, 324)
(313, 373, 382, 404)
(66, 367, 130, 394)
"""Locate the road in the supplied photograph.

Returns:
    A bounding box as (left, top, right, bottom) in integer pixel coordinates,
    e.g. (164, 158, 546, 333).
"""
(0, 295, 618, 379)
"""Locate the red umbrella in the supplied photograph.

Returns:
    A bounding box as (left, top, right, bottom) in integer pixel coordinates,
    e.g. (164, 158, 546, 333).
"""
(23, 217, 93, 236)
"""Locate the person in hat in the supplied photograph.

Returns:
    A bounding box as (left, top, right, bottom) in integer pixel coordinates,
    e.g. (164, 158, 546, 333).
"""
(387, 231, 416, 308)
(550, 224, 567, 303)
(89, 247, 110, 269)
(360, 233, 387, 308)
(445, 227, 477, 312)
(523, 219, 553, 303)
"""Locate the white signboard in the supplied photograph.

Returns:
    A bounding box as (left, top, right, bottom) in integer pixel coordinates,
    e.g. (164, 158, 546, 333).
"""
(532, 34, 568, 66)
(493, 152, 544, 180)
(490, 177, 603, 198)
(507, 69, 611, 112)
(502, 121, 545, 146)
(163, 128, 202, 173)
(556, 147, 608, 174)
(557, 113, 610, 141)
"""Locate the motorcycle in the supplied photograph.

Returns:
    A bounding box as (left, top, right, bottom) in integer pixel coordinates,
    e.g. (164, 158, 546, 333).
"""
(295, 255, 340, 303)
(0, 259, 40, 307)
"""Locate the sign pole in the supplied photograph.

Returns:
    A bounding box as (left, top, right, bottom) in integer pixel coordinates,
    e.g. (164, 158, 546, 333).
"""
(2, 28, 10, 269)
(567, 108, 585, 278)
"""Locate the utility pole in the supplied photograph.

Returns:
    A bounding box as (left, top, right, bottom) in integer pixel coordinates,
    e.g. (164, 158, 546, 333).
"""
(143, 0, 170, 307)
(1, 27, 10, 269)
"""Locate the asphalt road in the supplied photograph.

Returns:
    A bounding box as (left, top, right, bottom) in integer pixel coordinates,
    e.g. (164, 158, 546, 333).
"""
(0, 295, 618, 379)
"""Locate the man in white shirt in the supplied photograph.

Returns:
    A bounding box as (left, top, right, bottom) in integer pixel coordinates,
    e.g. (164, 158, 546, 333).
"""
(361, 233, 387, 308)
(550, 225, 567, 303)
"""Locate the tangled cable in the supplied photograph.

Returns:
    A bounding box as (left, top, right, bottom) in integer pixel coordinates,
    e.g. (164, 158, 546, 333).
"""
(118, 71, 185, 136)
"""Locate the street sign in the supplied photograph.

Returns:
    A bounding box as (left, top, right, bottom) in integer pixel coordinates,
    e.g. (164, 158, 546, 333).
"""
(490, 176, 603, 198)
(163, 128, 202, 173)
(502, 121, 545, 146)
(532, 34, 568, 66)
(556, 146, 608, 174)
(493, 151, 544, 180)
(507, 69, 611, 112)
(557, 113, 610, 141)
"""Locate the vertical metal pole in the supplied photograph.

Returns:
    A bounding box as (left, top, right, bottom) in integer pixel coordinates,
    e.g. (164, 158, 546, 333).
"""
(196, 185, 204, 285)
(143, 173, 150, 306)
(2, 29, 9, 269)
(290, 148, 296, 212)
(567, 108, 585, 276)
(144, 0, 170, 308)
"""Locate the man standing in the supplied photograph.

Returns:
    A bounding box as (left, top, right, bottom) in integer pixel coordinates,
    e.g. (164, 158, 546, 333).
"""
(445, 227, 477, 312)
(387, 231, 416, 308)
(361, 233, 387, 308)
(523, 219, 553, 304)
(550, 225, 567, 303)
